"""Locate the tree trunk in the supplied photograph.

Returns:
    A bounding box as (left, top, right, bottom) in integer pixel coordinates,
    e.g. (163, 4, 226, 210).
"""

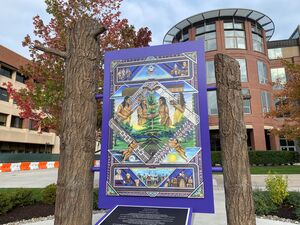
(54, 18, 101, 225)
(214, 54, 256, 225)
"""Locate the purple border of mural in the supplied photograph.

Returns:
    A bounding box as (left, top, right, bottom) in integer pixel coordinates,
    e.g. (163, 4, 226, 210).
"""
(98, 40, 214, 213)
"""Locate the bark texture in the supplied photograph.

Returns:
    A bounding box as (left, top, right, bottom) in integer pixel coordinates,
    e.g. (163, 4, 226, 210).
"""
(214, 54, 256, 225)
(54, 18, 102, 225)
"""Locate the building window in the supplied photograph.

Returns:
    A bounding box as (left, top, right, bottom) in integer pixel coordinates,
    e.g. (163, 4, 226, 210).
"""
(29, 120, 39, 131)
(271, 68, 286, 90)
(207, 91, 218, 115)
(11, 115, 23, 128)
(224, 21, 246, 49)
(179, 30, 189, 42)
(0, 113, 7, 126)
(242, 89, 251, 114)
(257, 61, 268, 84)
(260, 91, 271, 113)
(0, 66, 13, 79)
(236, 59, 248, 82)
(252, 24, 264, 53)
(195, 22, 217, 51)
(280, 137, 296, 151)
(16, 72, 27, 83)
(206, 61, 215, 84)
(0, 87, 9, 102)
(268, 48, 283, 59)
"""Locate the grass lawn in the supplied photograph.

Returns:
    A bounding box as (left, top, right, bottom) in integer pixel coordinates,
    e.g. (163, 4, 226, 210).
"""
(250, 165, 300, 174)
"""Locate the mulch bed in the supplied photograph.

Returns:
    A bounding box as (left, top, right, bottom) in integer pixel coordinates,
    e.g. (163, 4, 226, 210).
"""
(0, 204, 54, 224)
(274, 204, 297, 221)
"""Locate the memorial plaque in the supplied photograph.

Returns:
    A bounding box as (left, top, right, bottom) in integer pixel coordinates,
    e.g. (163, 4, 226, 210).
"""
(96, 205, 191, 225)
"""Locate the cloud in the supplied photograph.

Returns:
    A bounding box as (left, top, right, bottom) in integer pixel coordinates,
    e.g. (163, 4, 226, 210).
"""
(120, 0, 300, 44)
(1, 0, 299, 57)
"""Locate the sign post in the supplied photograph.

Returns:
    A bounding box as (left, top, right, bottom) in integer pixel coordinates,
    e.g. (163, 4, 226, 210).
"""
(97, 40, 214, 224)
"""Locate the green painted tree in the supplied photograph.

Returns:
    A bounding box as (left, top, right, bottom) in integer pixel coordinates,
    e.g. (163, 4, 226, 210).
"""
(144, 93, 161, 134)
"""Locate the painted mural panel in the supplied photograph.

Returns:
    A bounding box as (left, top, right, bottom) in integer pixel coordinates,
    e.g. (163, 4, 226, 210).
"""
(105, 52, 204, 198)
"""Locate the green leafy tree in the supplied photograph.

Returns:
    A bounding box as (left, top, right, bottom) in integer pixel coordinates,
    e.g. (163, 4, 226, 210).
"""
(4, 0, 151, 133)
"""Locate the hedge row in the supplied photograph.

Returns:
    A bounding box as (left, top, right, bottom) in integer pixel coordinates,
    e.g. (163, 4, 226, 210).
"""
(211, 151, 300, 166)
(2, 151, 299, 166)
(0, 189, 35, 214)
(0, 153, 101, 163)
(0, 185, 99, 215)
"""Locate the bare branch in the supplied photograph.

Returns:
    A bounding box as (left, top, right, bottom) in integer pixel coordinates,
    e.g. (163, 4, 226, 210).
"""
(34, 44, 67, 59)
(93, 26, 107, 39)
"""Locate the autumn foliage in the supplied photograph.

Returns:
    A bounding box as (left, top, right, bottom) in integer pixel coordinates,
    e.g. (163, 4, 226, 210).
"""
(4, 0, 151, 132)
(268, 60, 300, 139)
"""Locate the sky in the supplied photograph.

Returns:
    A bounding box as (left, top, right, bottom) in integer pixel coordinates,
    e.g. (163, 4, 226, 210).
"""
(0, 0, 299, 59)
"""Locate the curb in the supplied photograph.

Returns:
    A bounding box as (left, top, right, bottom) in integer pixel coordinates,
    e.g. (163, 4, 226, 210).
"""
(0, 160, 100, 172)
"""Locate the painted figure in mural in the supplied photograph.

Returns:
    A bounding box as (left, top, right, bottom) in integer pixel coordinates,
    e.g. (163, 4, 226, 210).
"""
(168, 138, 188, 162)
(158, 97, 171, 127)
(171, 177, 178, 187)
(125, 173, 133, 186)
(114, 169, 123, 185)
(146, 175, 151, 186)
(187, 176, 193, 188)
(134, 179, 140, 186)
(164, 178, 170, 187)
(180, 61, 188, 76)
(171, 63, 180, 76)
(125, 68, 131, 80)
(177, 171, 186, 188)
(137, 97, 148, 126)
(122, 140, 138, 163)
(171, 93, 186, 125)
(117, 96, 133, 125)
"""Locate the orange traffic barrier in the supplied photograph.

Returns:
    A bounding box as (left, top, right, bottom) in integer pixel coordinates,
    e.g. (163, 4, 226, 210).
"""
(20, 162, 31, 171)
(38, 162, 47, 169)
(54, 161, 59, 168)
(1, 163, 12, 172)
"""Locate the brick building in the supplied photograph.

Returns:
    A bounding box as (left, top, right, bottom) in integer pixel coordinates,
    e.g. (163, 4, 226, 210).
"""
(163, 8, 300, 152)
(0, 45, 60, 153)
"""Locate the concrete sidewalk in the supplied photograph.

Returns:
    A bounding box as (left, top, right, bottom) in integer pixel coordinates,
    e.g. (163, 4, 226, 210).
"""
(18, 191, 297, 225)
(1, 168, 300, 191)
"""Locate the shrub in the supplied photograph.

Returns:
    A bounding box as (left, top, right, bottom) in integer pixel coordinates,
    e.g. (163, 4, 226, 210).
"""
(265, 174, 289, 205)
(41, 184, 57, 205)
(0, 192, 13, 215)
(11, 189, 35, 207)
(93, 189, 98, 210)
(210, 151, 299, 166)
(211, 151, 222, 166)
(249, 151, 299, 166)
(286, 192, 300, 220)
(253, 191, 278, 215)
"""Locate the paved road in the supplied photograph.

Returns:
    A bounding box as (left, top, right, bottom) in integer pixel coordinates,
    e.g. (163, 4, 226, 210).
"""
(1, 169, 300, 191)
(16, 191, 296, 225)
(0, 169, 99, 188)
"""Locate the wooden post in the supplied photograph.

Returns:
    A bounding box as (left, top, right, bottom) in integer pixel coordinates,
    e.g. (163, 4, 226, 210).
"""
(214, 54, 256, 225)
